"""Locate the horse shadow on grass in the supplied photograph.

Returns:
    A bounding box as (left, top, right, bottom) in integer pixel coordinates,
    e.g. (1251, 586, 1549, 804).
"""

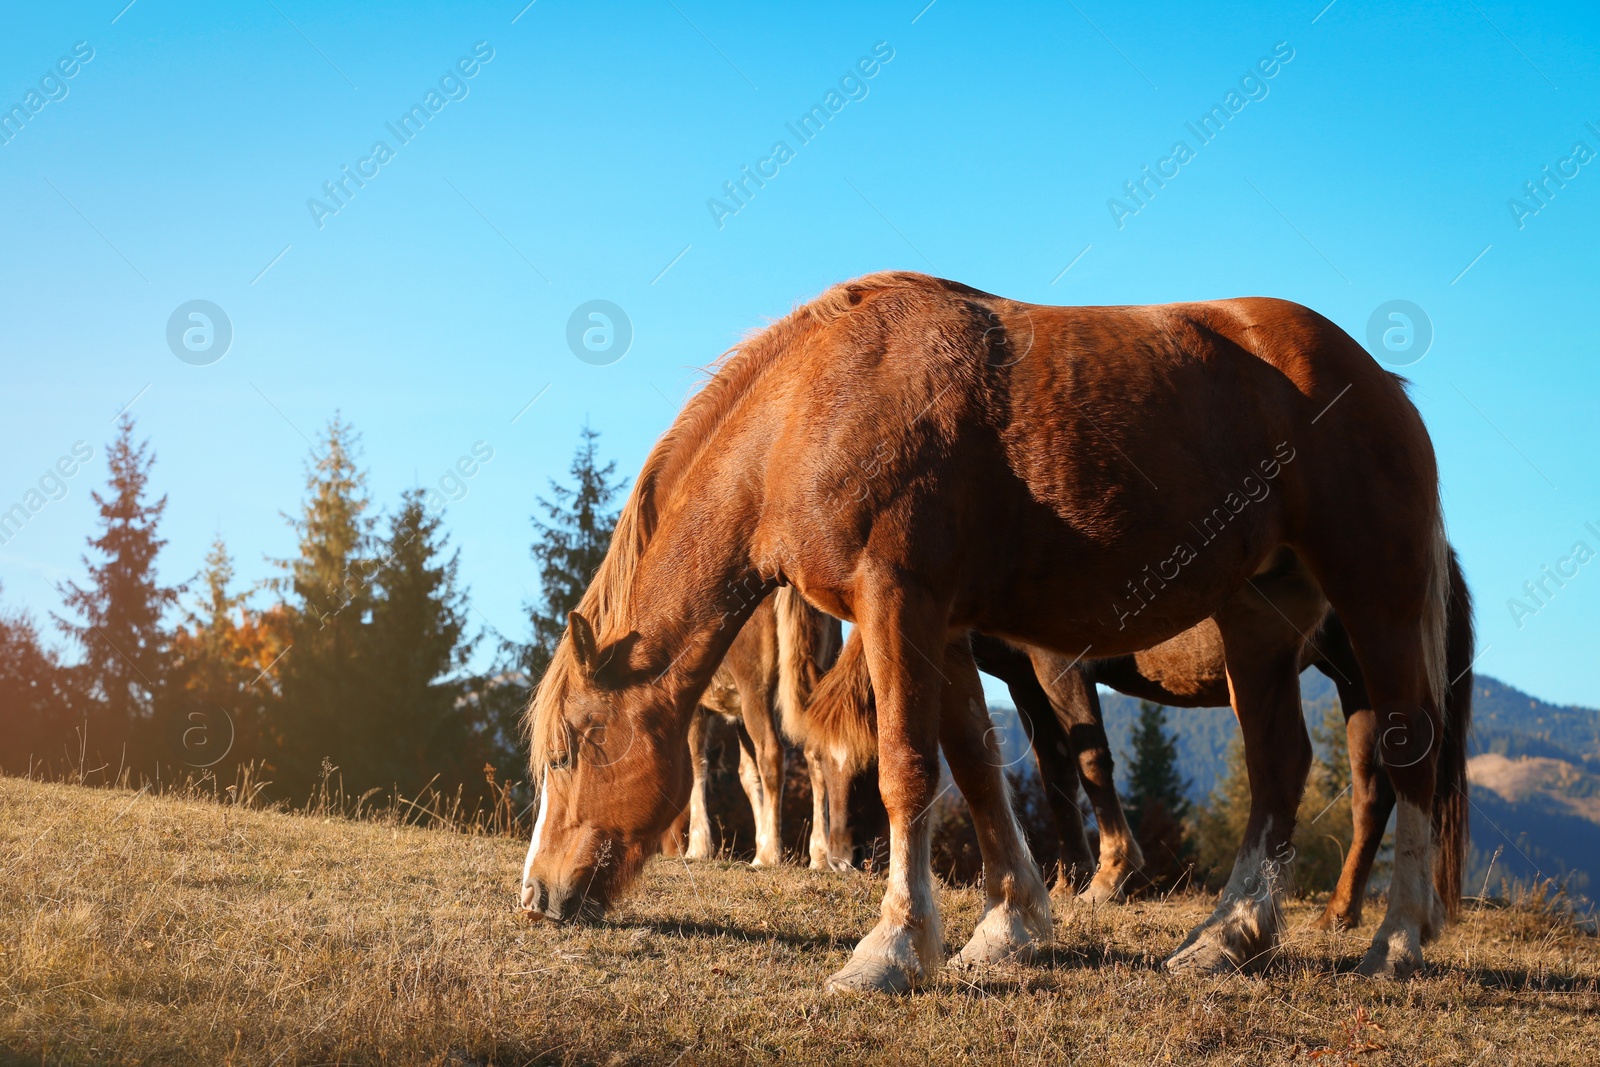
(616, 915, 847, 952)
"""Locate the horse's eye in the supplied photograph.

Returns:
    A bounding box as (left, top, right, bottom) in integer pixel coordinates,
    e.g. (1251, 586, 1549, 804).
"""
(549, 751, 574, 771)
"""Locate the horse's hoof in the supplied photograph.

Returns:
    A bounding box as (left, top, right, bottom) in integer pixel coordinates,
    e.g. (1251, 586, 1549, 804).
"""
(824, 955, 916, 995)
(1164, 936, 1237, 975)
(1313, 908, 1356, 932)
(951, 903, 1049, 971)
(828, 858, 857, 874)
(1077, 880, 1126, 906)
(1356, 930, 1422, 980)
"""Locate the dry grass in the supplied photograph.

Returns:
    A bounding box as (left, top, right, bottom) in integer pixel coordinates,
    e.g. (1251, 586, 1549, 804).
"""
(3, 777, 1598, 1066)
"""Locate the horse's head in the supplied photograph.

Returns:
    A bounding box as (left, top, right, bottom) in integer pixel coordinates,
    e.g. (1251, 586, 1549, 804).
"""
(520, 610, 691, 923)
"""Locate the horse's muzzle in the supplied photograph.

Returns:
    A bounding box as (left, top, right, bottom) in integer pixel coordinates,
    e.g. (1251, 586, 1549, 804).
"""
(520, 876, 601, 924)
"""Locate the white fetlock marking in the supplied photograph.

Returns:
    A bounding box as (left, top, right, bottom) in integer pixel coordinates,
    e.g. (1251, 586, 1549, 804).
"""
(809, 776, 830, 869)
(1361, 800, 1433, 977)
(687, 760, 712, 858)
(1168, 828, 1285, 972)
(828, 817, 941, 991)
(955, 777, 1054, 968)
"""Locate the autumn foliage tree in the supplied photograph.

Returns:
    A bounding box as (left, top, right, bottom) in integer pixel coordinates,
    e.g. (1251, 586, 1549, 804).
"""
(163, 538, 285, 774)
(0, 594, 81, 773)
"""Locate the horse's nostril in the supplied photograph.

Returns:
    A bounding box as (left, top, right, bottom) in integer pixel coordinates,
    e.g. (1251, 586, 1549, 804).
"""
(520, 878, 549, 915)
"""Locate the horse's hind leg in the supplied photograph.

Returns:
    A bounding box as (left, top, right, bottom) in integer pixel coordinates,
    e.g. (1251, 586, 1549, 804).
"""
(941, 638, 1053, 970)
(1300, 515, 1449, 978)
(1319, 613, 1444, 975)
(807, 744, 858, 871)
(806, 742, 832, 869)
(805, 742, 858, 871)
(972, 635, 1095, 897)
(1014, 686, 1095, 897)
(683, 707, 714, 859)
(1028, 649, 1143, 903)
(1318, 689, 1396, 930)
(1167, 590, 1313, 974)
(737, 678, 786, 867)
(1312, 623, 1396, 930)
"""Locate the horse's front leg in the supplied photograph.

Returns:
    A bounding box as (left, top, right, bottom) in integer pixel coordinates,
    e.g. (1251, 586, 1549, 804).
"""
(824, 587, 947, 994)
(940, 638, 1053, 969)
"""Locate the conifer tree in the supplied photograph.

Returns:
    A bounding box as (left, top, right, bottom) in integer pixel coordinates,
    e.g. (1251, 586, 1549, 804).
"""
(1124, 700, 1194, 890)
(270, 417, 376, 797)
(363, 489, 480, 795)
(55, 416, 178, 765)
(526, 426, 626, 671)
(481, 427, 626, 781)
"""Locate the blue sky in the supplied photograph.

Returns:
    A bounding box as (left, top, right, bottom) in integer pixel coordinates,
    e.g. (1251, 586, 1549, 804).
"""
(1, 0, 1596, 707)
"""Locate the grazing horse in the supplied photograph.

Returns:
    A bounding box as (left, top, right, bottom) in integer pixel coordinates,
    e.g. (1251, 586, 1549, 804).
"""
(520, 272, 1452, 992)
(659, 587, 847, 869)
(799, 549, 1474, 930)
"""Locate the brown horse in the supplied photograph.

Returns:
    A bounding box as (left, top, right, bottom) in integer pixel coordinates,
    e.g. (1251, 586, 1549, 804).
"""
(659, 587, 847, 868)
(520, 272, 1452, 992)
(800, 548, 1474, 930)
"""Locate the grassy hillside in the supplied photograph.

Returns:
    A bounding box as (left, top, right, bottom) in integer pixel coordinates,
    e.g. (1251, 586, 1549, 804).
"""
(4, 778, 1599, 1065)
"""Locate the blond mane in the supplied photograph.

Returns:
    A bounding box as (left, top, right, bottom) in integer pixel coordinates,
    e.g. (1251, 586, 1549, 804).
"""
(524, 272, 941, 773)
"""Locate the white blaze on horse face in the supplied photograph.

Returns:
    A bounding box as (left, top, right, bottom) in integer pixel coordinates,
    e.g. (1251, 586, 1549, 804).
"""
(522, 770, 550, 899)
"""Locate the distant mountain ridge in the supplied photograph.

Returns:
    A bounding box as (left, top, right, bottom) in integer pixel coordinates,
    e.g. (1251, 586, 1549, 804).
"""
(993, 671, 1600, 900)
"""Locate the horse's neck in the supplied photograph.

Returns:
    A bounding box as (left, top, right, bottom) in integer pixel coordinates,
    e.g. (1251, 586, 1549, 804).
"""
(631, 507, 769, 696)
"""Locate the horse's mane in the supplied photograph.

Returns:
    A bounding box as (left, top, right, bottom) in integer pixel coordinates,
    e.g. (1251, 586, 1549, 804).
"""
(525, 271, 944, 773)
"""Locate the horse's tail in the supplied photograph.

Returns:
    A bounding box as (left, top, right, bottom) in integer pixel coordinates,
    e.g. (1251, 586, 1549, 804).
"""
(1432, 546, 1475, 920)
(790, 626, 878, 775)
(774, 585, 842, 743)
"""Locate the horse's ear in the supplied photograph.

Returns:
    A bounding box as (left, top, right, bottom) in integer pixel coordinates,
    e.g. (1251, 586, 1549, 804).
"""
(592, 632, 643, 688)
(568, 611, 600, 671)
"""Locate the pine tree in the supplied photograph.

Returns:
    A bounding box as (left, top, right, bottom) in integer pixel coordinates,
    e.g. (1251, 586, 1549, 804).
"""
(269, 417, 376, 798)
(362, 489, 481, 796)
(526, 426, 626, 669)
(55, 416, 178, 766)
(481, 427, 626, 782)
(1124, 700, 1194, 890)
